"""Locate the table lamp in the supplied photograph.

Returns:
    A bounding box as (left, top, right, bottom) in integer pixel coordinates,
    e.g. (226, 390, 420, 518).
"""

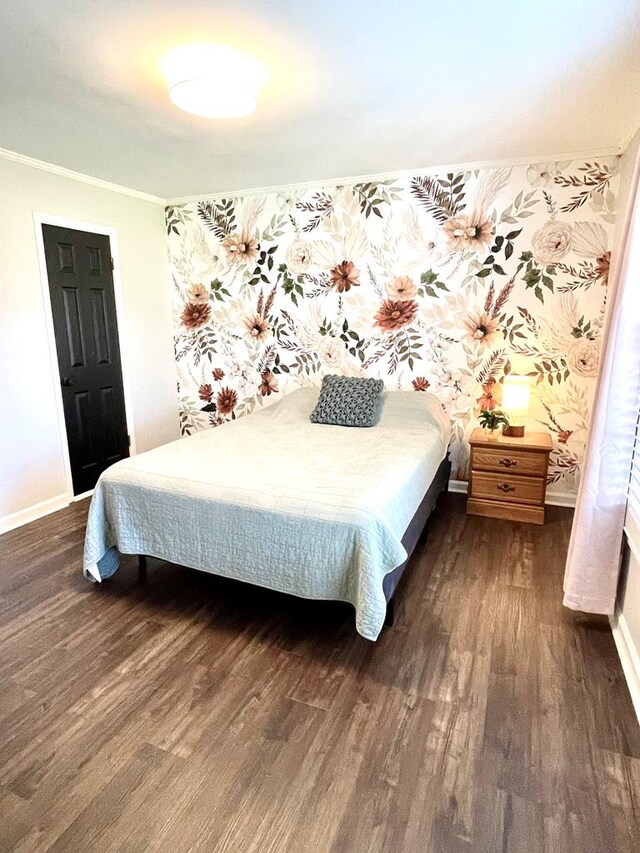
(502, 375, 530, 437)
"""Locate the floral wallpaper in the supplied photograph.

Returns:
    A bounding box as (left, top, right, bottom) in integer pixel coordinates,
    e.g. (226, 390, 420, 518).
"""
(166, 158, 618, 494)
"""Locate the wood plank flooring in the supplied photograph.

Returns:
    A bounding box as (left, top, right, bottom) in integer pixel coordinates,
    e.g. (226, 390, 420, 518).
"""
(0, 494, 639, 852)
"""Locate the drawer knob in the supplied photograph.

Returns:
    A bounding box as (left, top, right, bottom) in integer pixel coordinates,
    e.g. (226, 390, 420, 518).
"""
(499, 457, 517, 467)
(497, 483, 515, 493)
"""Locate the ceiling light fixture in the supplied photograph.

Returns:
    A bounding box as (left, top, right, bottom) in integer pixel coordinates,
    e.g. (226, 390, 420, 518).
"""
(161, 43, 267, 119)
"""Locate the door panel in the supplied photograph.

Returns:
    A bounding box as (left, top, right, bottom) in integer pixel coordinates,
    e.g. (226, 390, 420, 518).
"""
(57, 241, 75, 272)
(43, 225, 129, 494)
(62, 287, 86, 367)
(90, 288, 112, 365)
(100, 386, 122, 463)
(73, 390, 92, 449)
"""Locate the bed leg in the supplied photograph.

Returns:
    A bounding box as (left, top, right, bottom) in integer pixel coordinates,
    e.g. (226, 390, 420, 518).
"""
(384, 598, 395, 628)
(138, 555, 147, 582)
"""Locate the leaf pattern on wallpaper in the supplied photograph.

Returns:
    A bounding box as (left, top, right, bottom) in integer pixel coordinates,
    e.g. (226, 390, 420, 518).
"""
(166, 160, 618, 492)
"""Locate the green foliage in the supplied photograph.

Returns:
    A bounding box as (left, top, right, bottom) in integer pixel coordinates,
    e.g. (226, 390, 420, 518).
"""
(410, 173, 466, 223)
(178, 398, 201, 436)
(165, 204, 193, 236)
(277, 263, 304, 306)
(419, 269, 449, 298)
(272, 351, 290, 375)
(499, 190, 538, 224)
(353, 180, 402, 219)
(192, 328, 217, 365)
(210, 279, 231, 301)
(261, 213, 286, 241)
(499, 313, 526, 343)
(197, 199, 236, 239)
(516, 252, 555, 303)
(318, 317, 334, 337)
(438, 173, 466, 216)
(476, 229, 522, 278)
(478, 409, 509, 430)
(571, 316, 595, 340)
(248, 245, 278, 287)
(533, 358, 570, 386)
(390, 330, 423, 372)
(340, 319, 366, 362)
(288, 350, 320, 376)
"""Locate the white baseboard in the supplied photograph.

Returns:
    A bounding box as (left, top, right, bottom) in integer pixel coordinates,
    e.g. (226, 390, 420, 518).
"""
(545, 490, 576, 508)
(448, 479, 468, 495)
(610, 611, 640, 725)
(0, 494, 70, 535)
(447, 480, 576, 508)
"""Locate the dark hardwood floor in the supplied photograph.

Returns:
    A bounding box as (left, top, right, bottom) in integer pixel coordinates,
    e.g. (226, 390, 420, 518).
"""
(0, 494, 639, 852)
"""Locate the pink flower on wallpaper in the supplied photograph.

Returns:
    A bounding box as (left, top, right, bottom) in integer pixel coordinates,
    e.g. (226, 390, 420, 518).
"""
(181, 302, 211, 329)
(330, 261, 360, 293)
(476, 378, 498, 411)
(242, 313, 270, 342)
(386, 275, 418, 301)
(198, 383, 213, 402)
(223, 231, 260, 266)
(216, 387, 238, 415)
(259, 371, 279, 396)
(458, 311, 502, 349)
(443, 211, 494, 253)
(373, 299, 418, 331)
(187, 282, 210, 304)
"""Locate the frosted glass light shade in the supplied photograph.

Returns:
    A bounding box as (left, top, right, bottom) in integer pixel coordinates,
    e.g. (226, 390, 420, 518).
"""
(161, 44, 266, 119)
(502, 375, 531, 423)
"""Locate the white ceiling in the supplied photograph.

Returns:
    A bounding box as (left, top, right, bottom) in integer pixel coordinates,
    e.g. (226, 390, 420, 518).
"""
(1, 0, 639, 199)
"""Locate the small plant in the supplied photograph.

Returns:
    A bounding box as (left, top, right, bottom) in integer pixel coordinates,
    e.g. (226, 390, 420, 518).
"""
(479, 409, 510, 432)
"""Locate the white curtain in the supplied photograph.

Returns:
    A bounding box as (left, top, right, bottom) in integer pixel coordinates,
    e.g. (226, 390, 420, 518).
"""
(564, 152, 640, 613)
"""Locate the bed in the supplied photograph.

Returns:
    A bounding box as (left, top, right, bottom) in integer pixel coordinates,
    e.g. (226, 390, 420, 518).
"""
(83, 387, 451, 640)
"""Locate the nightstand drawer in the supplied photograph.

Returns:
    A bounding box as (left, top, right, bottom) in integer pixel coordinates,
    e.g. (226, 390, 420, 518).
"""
(470, 471, 545, 506)
(472, 446, 547, 477)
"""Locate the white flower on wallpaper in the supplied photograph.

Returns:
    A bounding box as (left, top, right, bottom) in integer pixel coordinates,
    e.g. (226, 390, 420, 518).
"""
(531, 220, 573, 266)
(166, 158, 618, 493)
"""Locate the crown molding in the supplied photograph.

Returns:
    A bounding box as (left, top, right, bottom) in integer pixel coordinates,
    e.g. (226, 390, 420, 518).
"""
(0, 142, 625, 207)
(164, 144, 623, 205)
(0, 147, 164, 205)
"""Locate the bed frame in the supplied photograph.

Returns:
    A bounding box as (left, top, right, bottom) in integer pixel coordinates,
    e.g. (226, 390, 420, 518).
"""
(136, 455, 451, 632)
(381, 455, 451, 627)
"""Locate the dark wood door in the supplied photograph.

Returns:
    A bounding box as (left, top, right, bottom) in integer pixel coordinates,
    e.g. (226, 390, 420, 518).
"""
(43, 225, 129, 494)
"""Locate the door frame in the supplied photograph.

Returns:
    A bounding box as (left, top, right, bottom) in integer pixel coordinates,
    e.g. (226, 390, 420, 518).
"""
(33, 212, 137, 502)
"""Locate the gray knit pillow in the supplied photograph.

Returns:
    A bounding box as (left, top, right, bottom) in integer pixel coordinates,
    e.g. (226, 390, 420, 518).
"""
(310, 375, 384, 427)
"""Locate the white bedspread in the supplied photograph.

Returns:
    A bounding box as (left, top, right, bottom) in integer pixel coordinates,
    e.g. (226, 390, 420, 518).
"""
(83, 387, 450, 640)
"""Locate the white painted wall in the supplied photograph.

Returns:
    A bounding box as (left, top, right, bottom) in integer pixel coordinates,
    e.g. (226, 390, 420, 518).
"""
(0, 157, 179, 528)
(610, 124, 640, 722)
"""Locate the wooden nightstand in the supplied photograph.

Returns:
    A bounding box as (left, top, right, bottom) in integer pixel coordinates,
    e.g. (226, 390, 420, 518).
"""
(467, 428, 553, 525)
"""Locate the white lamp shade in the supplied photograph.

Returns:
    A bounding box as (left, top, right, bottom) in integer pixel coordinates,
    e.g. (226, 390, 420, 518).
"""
(502, 375, 531, 420)
(161, 44, 267, 119)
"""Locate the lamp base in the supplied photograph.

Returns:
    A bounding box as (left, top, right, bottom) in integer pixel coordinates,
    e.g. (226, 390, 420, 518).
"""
(503, 425, 525, 437)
